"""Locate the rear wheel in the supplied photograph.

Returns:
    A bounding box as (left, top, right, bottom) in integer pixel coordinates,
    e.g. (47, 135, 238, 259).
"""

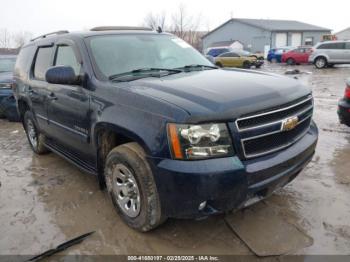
(23, 111, 49, 154)
(286, 58, 296, 65)
(315, 57, 327, 69)
(105, 142, 166, 232)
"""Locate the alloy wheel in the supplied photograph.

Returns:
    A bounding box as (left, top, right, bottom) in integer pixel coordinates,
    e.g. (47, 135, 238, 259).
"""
(112, 164, 141, 218)
(27, 119, 38, 149)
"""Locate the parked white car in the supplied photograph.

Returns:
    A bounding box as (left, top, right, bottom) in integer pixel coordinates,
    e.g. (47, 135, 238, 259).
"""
(309, 40, 350, 68)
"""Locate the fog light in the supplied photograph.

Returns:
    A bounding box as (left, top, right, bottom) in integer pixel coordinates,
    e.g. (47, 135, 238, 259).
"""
(198, 201, 207, 211)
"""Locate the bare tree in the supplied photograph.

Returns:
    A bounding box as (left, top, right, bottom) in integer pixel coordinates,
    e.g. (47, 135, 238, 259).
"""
(0, 28, 11, 48)
(143, 11, 167, 31)
(12, 31, 33, 48)
(170, 4, 202, 48)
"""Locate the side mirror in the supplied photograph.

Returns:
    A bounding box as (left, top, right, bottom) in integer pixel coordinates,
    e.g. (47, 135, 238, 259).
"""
(45, 66, 81, 85)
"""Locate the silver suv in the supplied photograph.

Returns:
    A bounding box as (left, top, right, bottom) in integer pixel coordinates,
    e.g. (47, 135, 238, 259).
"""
(309, 40, 350, 68)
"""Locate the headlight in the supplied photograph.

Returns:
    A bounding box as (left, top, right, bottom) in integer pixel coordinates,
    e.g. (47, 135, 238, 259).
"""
(167, 123, 234, 160)
(0, 83, 12, 89)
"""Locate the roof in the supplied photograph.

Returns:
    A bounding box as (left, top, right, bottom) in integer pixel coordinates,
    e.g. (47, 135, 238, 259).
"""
(25, 28, 167, 48)
(335, 27, 350, 35)
(208, 40, 242, 47)
(203, 18, 331, 39)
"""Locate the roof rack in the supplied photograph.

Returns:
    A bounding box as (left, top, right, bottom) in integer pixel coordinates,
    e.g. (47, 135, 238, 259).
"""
(90, 26, 152, 31)
(31, 30, 69, 42)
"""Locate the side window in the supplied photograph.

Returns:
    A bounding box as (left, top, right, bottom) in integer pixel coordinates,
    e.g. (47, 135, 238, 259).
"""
(345, 42, 350, 49)
(55, 45, 81, 75)
(318, 43, 344, 49)
(330, 43, 345, 49)
(33, 47, 53, 81)
(230, 53, 239, 57)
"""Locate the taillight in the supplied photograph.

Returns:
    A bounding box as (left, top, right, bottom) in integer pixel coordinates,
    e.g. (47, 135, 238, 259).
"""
(345, 84, 350, 99)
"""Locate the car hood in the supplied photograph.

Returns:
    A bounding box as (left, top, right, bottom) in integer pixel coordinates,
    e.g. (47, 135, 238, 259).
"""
(0, 71, 14, 83)
(125, 69, 311, 122)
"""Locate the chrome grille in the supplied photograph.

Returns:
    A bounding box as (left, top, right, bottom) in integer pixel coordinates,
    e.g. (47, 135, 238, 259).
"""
(236, 95, 313, 159)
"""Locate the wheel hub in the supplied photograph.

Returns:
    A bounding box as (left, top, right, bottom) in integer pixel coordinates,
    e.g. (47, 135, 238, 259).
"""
(27, 120, 38, 148)
(112, 164, 141, 218)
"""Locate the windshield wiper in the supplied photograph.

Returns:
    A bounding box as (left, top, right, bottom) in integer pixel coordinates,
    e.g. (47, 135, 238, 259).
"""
(175, 64, 218, 71)
(109, 68, 182, 81)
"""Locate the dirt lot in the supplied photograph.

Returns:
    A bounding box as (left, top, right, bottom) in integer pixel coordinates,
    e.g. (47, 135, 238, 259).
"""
(0, 64, 350, 258)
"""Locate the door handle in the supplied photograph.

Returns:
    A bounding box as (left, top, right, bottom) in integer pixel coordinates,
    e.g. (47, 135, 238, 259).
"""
(47, 93, 57, 101)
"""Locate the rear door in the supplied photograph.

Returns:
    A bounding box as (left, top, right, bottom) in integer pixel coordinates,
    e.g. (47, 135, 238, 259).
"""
(46, 39, 94, 163)
(28, 45, 54, 131)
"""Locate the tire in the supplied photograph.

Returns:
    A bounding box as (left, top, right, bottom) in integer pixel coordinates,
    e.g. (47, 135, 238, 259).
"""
(105, 142, 166, 232)
(23, 111, 49, 154)
(286, 58, 296, 65)
(243, 61, 251, 69)
(215, 62, 223, 68)
(314, 57, 327, 69)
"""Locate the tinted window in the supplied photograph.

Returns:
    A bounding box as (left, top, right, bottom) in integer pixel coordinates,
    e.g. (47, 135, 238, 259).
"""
(345, 42, 350, 49)
(14, 46, 35, 78)
(318, 43, 345, 49)
(33, 47, 53, 80)
(55, 45, 81, 75)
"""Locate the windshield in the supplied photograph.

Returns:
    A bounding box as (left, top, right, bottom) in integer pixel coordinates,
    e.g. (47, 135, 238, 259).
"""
(0, 57, 16, 73)
(87, 34, 213, 79)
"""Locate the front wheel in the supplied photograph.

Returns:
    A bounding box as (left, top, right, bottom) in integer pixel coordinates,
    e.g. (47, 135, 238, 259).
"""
(23, 111, 49, 154)
(105, 142, 166, 232)
(315, 57, 327, 69)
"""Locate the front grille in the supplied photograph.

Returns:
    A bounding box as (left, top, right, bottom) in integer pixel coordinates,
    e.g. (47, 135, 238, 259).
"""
(236, 95, 313, 159)
(236, 95, 313, 130)
(243, 118, 311, 158)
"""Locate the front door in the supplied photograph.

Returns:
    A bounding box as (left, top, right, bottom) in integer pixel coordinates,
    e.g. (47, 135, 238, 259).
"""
(46, 42, 94, 164)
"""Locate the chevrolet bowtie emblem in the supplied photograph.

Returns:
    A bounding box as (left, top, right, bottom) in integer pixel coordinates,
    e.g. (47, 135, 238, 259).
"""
(281, 116, 299, 131)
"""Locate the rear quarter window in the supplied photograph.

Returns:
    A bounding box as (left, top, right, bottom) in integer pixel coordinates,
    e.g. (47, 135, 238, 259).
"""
(14, 46, 36, 79)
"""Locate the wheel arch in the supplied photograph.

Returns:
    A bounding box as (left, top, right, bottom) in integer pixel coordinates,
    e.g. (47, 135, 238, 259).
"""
(93, 122, 153, 188)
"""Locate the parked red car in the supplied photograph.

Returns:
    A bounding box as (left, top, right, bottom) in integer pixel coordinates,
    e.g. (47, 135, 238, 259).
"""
(282, 47, 313, 65)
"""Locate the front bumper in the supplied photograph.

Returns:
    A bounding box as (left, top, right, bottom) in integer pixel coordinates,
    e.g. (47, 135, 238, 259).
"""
(338, 98, 350, 126)
(0, 88, 13, 115)
(152, 122, 318, 219)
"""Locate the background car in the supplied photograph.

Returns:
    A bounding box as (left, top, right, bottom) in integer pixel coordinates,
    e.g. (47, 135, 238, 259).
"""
(309, 40, 350, 68)
(267, 47, 294, 63)
(281, 47, 313, 65)
(338, 79, 350, 126)
(214, 51, 262, 68)
(206, 47, 231, 57)
(0, 55, 19, 121)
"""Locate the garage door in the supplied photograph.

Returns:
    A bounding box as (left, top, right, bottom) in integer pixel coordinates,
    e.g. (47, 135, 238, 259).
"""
(291, 33, 302, 47)
(275, 33, 287, 47)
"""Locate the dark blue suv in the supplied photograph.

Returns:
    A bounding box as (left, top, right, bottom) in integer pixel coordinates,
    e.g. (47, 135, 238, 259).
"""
(14, 27, 318, 231)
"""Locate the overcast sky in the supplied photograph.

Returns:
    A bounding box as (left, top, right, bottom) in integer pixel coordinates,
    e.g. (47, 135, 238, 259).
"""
(0, 0, 348, 37)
